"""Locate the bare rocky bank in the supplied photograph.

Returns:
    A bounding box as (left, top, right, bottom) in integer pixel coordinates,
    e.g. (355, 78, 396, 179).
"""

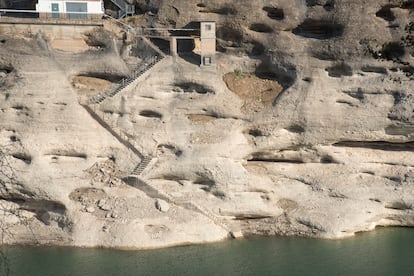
(0, 0, 414, 249)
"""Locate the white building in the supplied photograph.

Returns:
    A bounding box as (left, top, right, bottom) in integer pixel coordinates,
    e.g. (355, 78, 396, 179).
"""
(36, 0, 104, 19)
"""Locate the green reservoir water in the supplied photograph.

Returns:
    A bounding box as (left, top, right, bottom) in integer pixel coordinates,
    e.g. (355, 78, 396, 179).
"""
(3, 227, 414, 276)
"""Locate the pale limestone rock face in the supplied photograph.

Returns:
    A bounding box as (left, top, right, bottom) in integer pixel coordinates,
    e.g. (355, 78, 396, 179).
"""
(0, 0, 414, 249)
(132, 0, 414, 239)
(155, 199, 170, 212)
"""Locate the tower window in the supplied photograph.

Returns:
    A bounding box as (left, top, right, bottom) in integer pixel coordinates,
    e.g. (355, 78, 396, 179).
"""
(203, 56, 212, 65)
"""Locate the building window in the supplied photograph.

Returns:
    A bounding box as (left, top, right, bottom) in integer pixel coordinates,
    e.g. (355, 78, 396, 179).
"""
(203, 56, 212, 65)
(205, 24, 211, 31)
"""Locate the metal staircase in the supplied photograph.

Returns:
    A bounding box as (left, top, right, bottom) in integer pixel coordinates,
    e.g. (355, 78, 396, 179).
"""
(88, 55, 163, 105)
(82, 53, 166, 176)
(77, 15, 237, 236)
(131, 155, 153, 175)
(80, 16, 170, 179)
(81, 104, 144, 159)
(110, 0, 134, 18)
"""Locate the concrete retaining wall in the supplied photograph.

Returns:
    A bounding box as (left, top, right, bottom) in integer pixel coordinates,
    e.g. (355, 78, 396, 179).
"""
(0, 17, 102, 39)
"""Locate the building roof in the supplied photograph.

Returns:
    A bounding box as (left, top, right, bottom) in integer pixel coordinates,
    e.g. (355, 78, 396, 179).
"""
(38, 0, 102, 2)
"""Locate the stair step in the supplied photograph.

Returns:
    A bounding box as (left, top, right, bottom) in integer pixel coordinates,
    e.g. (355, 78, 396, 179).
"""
(131, 157, 153, 175)
(83, 28, 165, 177)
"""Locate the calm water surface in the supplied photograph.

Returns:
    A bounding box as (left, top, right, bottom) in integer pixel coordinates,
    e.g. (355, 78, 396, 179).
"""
(3, 227, 414, 276)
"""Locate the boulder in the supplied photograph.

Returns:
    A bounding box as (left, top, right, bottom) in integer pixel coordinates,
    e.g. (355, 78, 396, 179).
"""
(155, 199, 170, 212)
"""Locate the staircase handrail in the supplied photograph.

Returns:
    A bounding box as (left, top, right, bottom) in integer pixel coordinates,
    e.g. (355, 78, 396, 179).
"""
(103, 13, 134, 31)
(110, 0, 126, 11)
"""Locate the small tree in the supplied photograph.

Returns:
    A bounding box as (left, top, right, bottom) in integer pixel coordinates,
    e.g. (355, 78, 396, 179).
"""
(0, 147, 14, 276)
(0, 145, 35, 276)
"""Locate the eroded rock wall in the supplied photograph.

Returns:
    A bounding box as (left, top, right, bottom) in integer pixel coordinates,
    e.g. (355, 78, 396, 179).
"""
(138, 0, 414, 238)
(0, 0, 414, 248)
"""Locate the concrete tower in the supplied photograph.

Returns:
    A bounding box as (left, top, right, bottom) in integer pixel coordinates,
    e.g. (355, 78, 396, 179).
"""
(200, 21, 216, 67)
